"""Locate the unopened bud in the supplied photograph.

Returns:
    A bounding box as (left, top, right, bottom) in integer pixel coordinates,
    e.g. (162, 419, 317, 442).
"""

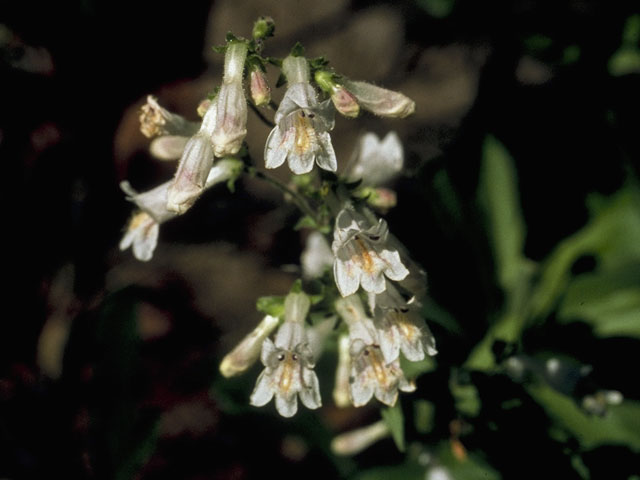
(220, 315, 280, 377)
(365, 187, 397, 210)
(331, 85, 359, 118)
(331, 421, 390, 456)
(250, 68, 271, 106)
(252, 16, 275, 41)
(343, 80, 415, 118)
(197, 98, 213, 118)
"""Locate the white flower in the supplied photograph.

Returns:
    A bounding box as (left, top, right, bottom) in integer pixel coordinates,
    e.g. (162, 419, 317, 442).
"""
(264, 55, 336, 174)
(344, 132, 403, 186)
(120, 159, 243, 260)
(331, 420, 390, 456)
(369, 281, 437, 364)
(332, 334, 352, 408)
(335, 295, 415, 407)
(301, 231, 334, 279)
(250, 291, 321, 417)
(139, 95, 199, 138)
(332, 206, 409, 296)
(119, 212, 159, 262)
(211, 42, 248, 156)
(219, 315, 280, 378)
(342, 80, 415, 118)
(149, 135, 190, 161)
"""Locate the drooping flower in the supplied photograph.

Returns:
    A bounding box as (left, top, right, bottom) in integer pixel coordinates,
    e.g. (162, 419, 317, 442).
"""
(166, 104, 217, 214)
(120, 159, 243, 261)
(119, 211, 159, 262)
(331, 420, 390, 456)
(335, 295, 415, 407)
(250, 291, 322, 417)
(139, 95, 200, 139)
(211, 41, 249, 157)
(264, 55, 336, 174)
(332, 206, 409, 296)
(368, 281, 437, 364)
(344, 131, 404, 186)
(301, 231, 334, 279)
(219, 314, 280, 377)
(341, 80, 415, 118)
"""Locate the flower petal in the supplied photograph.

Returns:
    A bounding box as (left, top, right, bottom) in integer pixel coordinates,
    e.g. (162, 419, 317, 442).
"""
(315, 132, 337, 172)
(250, 370, 275, 407)
(299, 368, 322, 410)
(275, 393, 298, 418)
(264, 126, 288, 169)
(334, 257, 360, 297)
(350, 372, 375, 407)
(378, 249, 409, 281)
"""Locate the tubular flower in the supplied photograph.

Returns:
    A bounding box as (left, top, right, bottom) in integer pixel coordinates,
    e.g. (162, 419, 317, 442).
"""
(220, 315, 280, 378)
(119, 212, 159, 262)
(250, 291, 322, 417)
(211, 41, 249, 156)
(264, 55, 336, 174)
(335, 295, 415, 407)
(332, 206, 409, 297)
(342, 80, 415, 118)
(166, 103, 218, 213)
(139, 95, 199, 138)
(344, 131, 404, 186)
(368, 281, 437, 364)
(120, 159, 243, 261)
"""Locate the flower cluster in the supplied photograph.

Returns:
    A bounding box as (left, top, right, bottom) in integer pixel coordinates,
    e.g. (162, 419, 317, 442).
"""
(120, 18, 435, 418)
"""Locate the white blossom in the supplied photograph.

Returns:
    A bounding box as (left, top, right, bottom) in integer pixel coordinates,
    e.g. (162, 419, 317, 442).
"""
(139, 95, 199, 138)
(344, 131, 403, 186)
(264, 56, 336, 174)
(301, 231, 334, 279)
(342, 80, 415, 118)
(250, 291, 321, 417)
(368, 281, 437, 364)
(119, 212, 159, 262)
(335, 295, 415, 407)
(332, 206, 409, 296)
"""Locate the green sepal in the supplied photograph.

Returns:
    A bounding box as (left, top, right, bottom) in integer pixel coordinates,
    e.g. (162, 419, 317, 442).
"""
(256, 295, 285, 317)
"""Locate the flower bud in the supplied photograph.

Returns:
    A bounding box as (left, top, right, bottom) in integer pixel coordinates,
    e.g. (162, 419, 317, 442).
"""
(342, 80, 415, 118)
(284, 290, 311, 324)
(252, 16, 275, 41)
(331, 421, 390, 456)
(220, 315, 280, 377)
(330, 85, 360, 118)
(250, 68, 271, 107)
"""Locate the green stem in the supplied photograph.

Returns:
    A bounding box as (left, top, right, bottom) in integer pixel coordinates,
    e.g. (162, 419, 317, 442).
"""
(247, 101, 275, 128)
(247, 167, 319, 223)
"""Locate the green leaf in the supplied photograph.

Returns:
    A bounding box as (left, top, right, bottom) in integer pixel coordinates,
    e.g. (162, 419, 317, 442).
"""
(256, 295, 285, 317)
(530, 183, 640, 320)
(354, 462, 424, 480)
(528, 383, 640, 451)
(381, 403, 405, 452)
(417, 0, 456, 18)
(558, 263, 640, 338)
(467, 135, 534, 370)
(414, 400, 435, 434)
(290, 41, 305, 57)
(450, 375, 481, 418)
(436, 442, 501, 480)
(400, 355, 436, 379)
(294, 215, 319, 231)
(478, 135, 527, 293)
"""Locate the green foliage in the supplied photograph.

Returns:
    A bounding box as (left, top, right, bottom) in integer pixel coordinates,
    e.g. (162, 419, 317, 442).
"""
(256, 295, 285, 317)
(381, 404, 406, 452)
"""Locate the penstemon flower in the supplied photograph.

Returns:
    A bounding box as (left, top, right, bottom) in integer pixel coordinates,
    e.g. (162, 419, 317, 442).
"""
(139, 95, 200, 139)
(211, 41, 249, 157)
(368, 281, 437, 364)
(120, 159, 243, 261)
(332, 206, 409, 297)
(335, 295, 415, 407)
(341, 80, 415, 118)
(301, 231, 334, 279)
(119, 212, 160, 262)
(250, 291, 322, 417)
(264, 55, 337, 174)
(344, 131, 404, 187)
